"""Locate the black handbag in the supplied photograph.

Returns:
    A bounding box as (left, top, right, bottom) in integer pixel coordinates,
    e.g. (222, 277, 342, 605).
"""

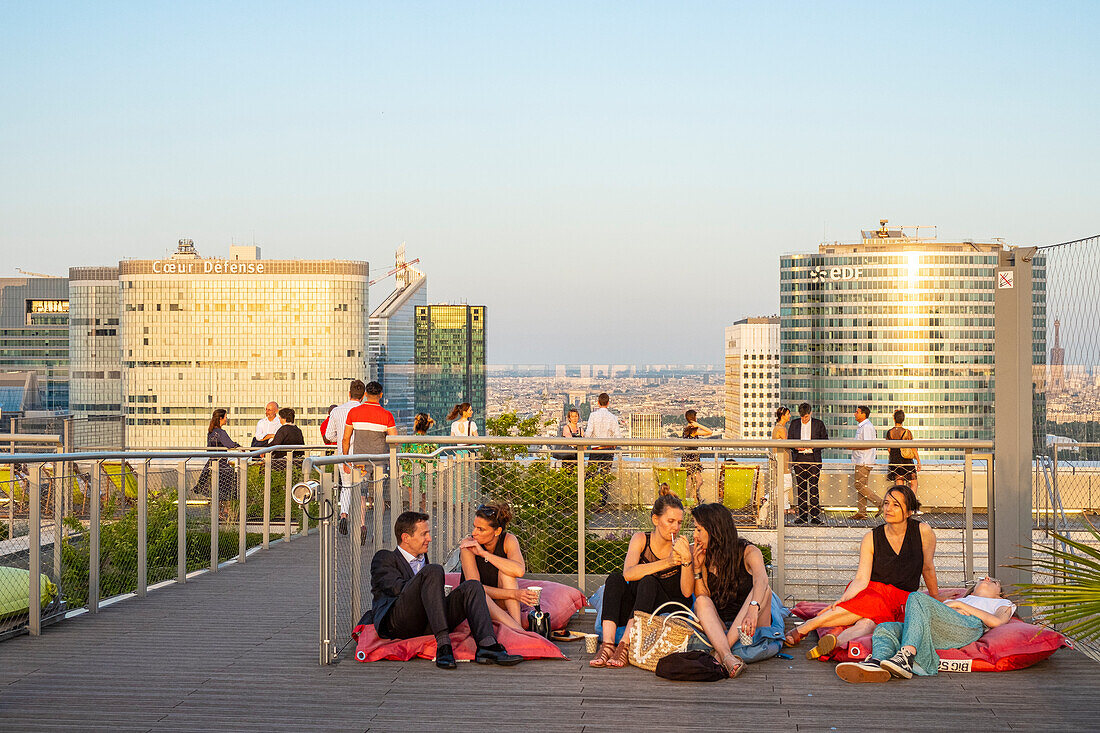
(527, 605, 551, 638)
(654, 650, 729, 682)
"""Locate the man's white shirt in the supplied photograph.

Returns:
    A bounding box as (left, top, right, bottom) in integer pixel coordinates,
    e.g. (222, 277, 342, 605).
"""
(326, 399, 361, 455)
(852, 418, 877, 465)
(584, 407, 623, 440)
(254, 416, 281, 441)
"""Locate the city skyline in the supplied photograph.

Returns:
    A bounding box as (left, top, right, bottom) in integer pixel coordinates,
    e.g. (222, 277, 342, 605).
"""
(3, 3, 1098, 363)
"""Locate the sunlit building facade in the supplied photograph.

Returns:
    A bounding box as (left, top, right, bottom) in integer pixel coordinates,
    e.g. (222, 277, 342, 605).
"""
(70, 241, 370, 449)
(414, 304, 486, 429)
(780, 224, 1045, 443)
(0, 274, 70, 414)
(724, 317, 780, 439)
(68, 266, 124, 448)
(369, 269, 427, 429)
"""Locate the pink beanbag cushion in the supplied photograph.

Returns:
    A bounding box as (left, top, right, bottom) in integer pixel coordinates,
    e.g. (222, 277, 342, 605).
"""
(444, 573, 586, 631)
(352, 619, 567, 662)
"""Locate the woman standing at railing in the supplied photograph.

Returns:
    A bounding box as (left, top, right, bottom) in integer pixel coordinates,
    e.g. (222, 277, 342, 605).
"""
(770, 407, 793, 517)
(590, 489, 694, 668)
(201, 409, 241, 508)
(784, 484, 940, 660)
(887, 409, 921, 492)
(682, 409, 713, 504)
(459, 502, 537, 630)
(448, 403, 479, 438)
(401, 413, 436, 511)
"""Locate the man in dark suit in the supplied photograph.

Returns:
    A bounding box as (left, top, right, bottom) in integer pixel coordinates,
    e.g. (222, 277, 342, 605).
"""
(790, 402, 829, 525)
(370, 511, 523, 669)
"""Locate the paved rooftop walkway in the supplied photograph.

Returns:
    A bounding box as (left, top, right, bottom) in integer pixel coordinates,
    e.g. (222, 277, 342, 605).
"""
(1, 536, 1099, 732)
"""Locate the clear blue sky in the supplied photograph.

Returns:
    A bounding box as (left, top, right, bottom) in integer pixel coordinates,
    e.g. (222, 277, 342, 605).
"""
(2, 1, 1097, 364)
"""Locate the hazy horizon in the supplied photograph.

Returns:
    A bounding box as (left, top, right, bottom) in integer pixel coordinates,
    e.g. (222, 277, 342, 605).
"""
(3, 2, 1098, 364)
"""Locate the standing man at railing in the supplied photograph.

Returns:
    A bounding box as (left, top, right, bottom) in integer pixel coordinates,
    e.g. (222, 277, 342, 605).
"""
(584, 392, 622, 507)
(252, 401, 281, 447)
(329, 380, 365, 543)
(791, 402, 828, 525)
(343, 381, 397, 528)
(851, 406, 881, 521)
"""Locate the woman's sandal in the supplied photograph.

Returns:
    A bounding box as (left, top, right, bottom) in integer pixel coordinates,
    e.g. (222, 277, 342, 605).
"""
(722, 653, 746, 679)
(589, 641, 616, 668)
(607, 640, 629, 668)
(806, 633, 838, 660)
(783, 628, 807, 648)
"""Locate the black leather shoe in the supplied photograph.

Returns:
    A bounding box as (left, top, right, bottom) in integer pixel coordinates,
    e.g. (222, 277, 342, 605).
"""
(338, 516, 348, 535)
(475, 643, 523, 666)
(435, 644, 457, 670)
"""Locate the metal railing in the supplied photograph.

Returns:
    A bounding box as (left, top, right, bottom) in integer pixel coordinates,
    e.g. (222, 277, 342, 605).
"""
(304, 435, 995, 665)
(0, 443, 336, 641)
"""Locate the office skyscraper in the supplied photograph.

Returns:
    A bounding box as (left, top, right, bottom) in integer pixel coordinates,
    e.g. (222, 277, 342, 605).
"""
(68, 266, 124, 448)
(779, 222, 1046, 444)
(0, 273, 69, 416)
(369, 252, 427, 429)
(724, 317, 780, 439)
(414, 304, 486, 428)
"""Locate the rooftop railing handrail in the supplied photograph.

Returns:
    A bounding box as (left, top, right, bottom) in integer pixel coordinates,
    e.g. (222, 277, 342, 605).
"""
(0, 443, 335, 465)
(383, 435, 995, 450)
(0, 434, 63, 444)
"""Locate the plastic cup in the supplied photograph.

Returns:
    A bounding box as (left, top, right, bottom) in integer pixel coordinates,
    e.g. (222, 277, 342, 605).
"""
(444, 584, 453, 595)
(528, 585, 543, 605)
(584, 633, 598, 654)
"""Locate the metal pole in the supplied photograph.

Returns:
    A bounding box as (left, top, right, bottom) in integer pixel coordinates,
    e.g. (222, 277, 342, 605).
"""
(964, 449, 974, 580)
(389, 445, 400, 517)
(992, 247, 1034, 592)
(577, 448, 586, 595)
(319, 472, 331, 665)
(237, 457, 247, 563)
(263, 452, 272, 549)
(426, 464, 437, 563)
(177, 460, 186, 583)
(1051, 446, 1059, 534)
(346, 468, 361, 636)
(136, 460, 148, 597)
(285, 463, 293, 541)
(210, 461, 219, 572)
(774, 450, 788, 597)
(89, 462, 101, 612)
(370, 466, 383, 557)
(52, 458, 61, 581)
(29, 465, 41, 635)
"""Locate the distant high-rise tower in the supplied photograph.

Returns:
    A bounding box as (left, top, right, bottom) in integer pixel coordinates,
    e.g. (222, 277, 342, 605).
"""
(414, 304, 486, 429)
(724, 317, 780, 439)
(370, 246, 427, 428)
(1050, 318, 1065, 393)
(629, 411, 662, 458)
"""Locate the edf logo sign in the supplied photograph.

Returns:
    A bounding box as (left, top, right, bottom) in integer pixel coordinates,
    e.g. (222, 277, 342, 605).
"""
(809, 266, 863, 282)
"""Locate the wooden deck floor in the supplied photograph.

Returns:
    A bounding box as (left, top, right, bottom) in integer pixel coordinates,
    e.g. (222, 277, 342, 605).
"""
(1, 536, 1099, 732)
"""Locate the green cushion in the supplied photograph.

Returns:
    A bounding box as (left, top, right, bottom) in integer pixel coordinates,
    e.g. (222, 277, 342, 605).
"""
(0, 566, 58, 618)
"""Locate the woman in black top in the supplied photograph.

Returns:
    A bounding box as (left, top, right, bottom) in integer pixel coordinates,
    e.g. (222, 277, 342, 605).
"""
(270, 407, 305, 471)
(591, 488, 694, 669)
(203, 409, 241, 501)
(784, 484, 939, 659)
(691, 502, 770, 677)
(886, 409, 921, 489)
(458, 502, 536, 631)
(681, 409, 713, 503)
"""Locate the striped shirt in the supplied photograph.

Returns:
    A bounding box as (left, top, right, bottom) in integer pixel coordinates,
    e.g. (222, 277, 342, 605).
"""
(346, 401, 396, 457)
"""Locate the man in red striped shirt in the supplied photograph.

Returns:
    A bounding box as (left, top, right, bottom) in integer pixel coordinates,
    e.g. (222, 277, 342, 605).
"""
(341, 381, 398, 499)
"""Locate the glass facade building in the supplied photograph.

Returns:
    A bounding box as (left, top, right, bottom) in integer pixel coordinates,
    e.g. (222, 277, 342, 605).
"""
(68, 244, 370, 449)
(369, 271, 427, 429)
(414, 304, 486, 429)
(780, 228, 1046, 444)
(0, 275, 70, 414)
(68, 266, 124, 448)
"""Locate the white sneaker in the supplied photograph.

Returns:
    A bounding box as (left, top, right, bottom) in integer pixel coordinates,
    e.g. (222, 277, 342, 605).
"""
(835, 660, 891, 684)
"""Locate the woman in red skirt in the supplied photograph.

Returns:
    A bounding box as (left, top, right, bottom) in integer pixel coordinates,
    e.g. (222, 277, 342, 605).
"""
(784, 484, 940, 659)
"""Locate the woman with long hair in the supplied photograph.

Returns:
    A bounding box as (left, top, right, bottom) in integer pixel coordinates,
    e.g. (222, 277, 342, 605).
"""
(837, 576, 1015, 683)
(784, 484, 940, 660)
(690, 502, 771, 678)
(448, 403, 478, 437)
(458, 502, 536, 630)
(203, 409, 241, 503)
(770, 406, 793, 515)
(401, 413, 437, 511)
(682, 409, 713, 503)
(590, 488, 694, 669)
(887, 409, 921, 492)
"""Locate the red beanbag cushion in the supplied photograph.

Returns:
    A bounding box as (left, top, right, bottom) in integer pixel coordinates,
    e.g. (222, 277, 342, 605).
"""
(444, 573, 586, 631)
(352, 619, 567, 662)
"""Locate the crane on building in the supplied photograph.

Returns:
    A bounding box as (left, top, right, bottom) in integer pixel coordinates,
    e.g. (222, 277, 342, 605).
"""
(369, 243, 421, 287)
(16, 268, 61, 278)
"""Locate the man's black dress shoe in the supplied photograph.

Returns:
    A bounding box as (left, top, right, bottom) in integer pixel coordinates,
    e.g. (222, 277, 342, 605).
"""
(435, 644, 457, 670)
(474, 643, 523, 666)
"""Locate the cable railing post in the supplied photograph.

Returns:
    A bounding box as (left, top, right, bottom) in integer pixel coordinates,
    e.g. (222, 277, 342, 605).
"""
(426, 463, 437, 563)
(577, 447, 586, 596)
(89, 461, 101, 612)
(52, 457, 62, 582)
(345, 467, 361, 640)
(210, 460, 219, 572)
(389, 445, 400, 517)
(238, 457, 247, 563)
(29, 464, 41, 635)
(774, 449, 788, 598)
(964, 449, 974, 580)
(285, 462, 294, 541)
(177, 460, 186, 583)
(319, 470, 331, 665)
(137, 459, 148, 597)
(449, 459, 457, 550)
(263, 451, 272, 549)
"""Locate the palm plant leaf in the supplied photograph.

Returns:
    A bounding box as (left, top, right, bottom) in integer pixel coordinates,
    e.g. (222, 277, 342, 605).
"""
(1010, 517, 1100, 642)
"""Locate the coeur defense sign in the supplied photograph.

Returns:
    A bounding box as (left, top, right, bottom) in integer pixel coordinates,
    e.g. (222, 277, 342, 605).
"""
(152, 260, 265, 274)
(808, 266, 863, 282)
